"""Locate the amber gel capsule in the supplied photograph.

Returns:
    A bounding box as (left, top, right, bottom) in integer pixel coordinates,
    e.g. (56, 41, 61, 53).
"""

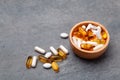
(26, 56, 33, 69)
(51, 62, 59, 72)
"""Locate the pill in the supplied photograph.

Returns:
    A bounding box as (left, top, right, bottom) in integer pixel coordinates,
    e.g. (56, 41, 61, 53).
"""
(72, 36, 78, 46)
(102, 31, 107, 39)
(60, 33, 68, 39)
(51, 62, 59, 72)
(31, 56, 38, 68)
(82, 25, 86, 29)
(86, 24, 97, 31)
(43, 63, 52, 69)
(26, 56, 33, 69)
(59, 45, 69, 54)
(93, 44, 104, 50)
(34, 46, 46, 54)
(50, 46, 58, 55)
(58, 48, 67, 59)
(92, 26, 102, 39)
(82, 41, 98, 46)
(79, 27, 87, 36)
(50, 55, 63, 62)
(77, 38, 82, 48)
(38, 55, 51, 63)
(44, 52, 52, 58)
(81, 44, 94, 50)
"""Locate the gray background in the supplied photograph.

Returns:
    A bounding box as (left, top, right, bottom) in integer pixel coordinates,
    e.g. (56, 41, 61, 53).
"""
(0, 0, 120, 80)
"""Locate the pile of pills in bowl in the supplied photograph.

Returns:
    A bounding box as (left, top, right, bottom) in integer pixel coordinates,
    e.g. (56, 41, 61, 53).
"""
(26, 33, 69, 73)
(72, 24, 107, 51)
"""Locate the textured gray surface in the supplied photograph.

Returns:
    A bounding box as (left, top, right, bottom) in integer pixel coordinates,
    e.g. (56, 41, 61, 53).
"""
(0, 0, 120, 80)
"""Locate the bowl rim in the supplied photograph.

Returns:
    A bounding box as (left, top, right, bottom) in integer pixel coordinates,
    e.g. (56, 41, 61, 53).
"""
(69, 21, 110, 54)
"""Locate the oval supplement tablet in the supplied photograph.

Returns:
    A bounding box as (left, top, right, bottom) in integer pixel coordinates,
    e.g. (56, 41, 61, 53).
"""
(60, 33, 68, 39)
(51, 62, 59, 72)
(59, 45, 69, 54)
(44, 52, 52, 58)
(50, 46, 58, 55)
(43, 63, 51, 69)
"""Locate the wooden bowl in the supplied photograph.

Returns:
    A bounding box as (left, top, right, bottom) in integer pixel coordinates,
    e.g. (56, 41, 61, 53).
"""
(69, 21, 110, 59)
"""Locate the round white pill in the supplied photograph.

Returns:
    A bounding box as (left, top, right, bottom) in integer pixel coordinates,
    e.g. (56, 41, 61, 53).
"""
(44, 52, 52, 58)
(43, 63, 51, 69)
(60, 33, 68, 39)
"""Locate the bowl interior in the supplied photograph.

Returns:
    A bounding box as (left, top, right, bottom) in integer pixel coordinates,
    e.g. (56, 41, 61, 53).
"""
(69, 21, 110, 53)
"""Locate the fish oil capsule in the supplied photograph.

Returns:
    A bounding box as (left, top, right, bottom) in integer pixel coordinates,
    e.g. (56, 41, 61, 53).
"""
(93, 44, 104, 50)
(50, 55, 63, 62)
(43, 63, 51, 69)
(38, 55, 51, 63)
(102, 31, 107, 39)
(26, 56, 33, 69)
(100, 39, 106, 44)
(59, 45, 69, 54)
(50, 46, 58, 55)
(58, 48, 67, 59)
(81, 44, 94, 50)
(51, 62, 59, 72)
(44, 52, 52, 58)
(60, 33, 68, 39)
(31, 56, 38, 68)
(79, 27, 87, 36)
(34, 46, 46, 54)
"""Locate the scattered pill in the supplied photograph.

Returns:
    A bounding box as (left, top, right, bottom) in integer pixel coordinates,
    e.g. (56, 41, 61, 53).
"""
(50, 55, 63, 62)
(26, 56, 33, 69)
(50, 46, 58, 55)
(44, 52, 52, 58)
(38, 55, 51, 63)
(59, 45, 69, 54)
(43, 63, 52, 69)
(34, 46, 46, 54)
(60, 33, 68, 39)
(93, 44, 104, 50)
(52, 62, 59, 72)
(31, 56, 38, 68)
(58, 48, 67, 59)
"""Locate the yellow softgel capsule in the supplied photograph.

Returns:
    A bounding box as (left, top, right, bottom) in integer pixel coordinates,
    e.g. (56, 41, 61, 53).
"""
(102, 31, 107, 39)
(26, 56, 33, 69)
(58, 48, 67, 59)
(51, 62, 59, 72)
(38, 55, 51, 63)
(81, 44, 94, 50)
(79, 27, 87, 36)
(100, 39, 106, 44)
(50, 55, 63, 62)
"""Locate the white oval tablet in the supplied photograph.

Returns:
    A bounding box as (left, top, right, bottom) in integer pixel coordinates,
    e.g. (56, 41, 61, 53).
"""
(60, 33, 68, 39)
(44, 52, 52, 58)
(93, 44, 104, 50)
(43, 63, 51, 69)
(59, 45, 69, 54)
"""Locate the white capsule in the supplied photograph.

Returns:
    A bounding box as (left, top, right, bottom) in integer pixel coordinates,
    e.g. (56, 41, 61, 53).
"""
(34, 46, 46, 54)
(82, 25, 86, 29)
(50, 46, 58, 55)
(31, 56, 38, 68)
(43, 63, 51, 69)
(59, 45, 69, 54)
(44, 52, 52, 58)
(93, 44, 104, 50)
(92, 26, 102, 39)
(72, 36, 78, 46)
(86, 24, 97, 31)
(77, 39, 82, 48)
(60, 33, 68, 39)
(82, 41, 98, 46)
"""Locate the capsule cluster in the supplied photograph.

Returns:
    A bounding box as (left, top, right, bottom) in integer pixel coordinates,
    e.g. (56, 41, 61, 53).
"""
(72, 24, 107, 51)
(26, 45, 69, 73)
